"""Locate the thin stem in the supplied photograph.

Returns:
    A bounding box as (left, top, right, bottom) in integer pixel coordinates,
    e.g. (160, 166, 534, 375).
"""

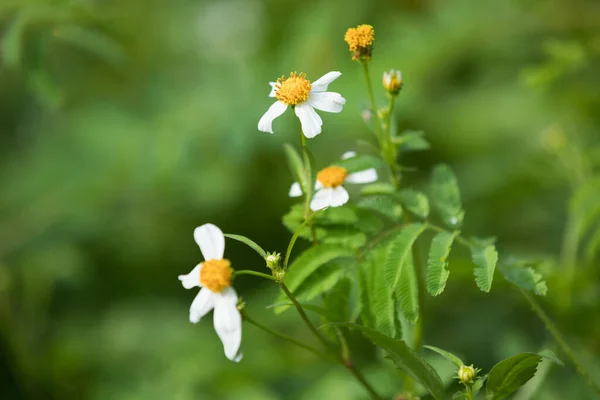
(465, 385, 473, 400)
(279, 281, 383, 400)
(521, 289, 600, 395)
(300, 132, 317, 244)
(234, 270, 277, 282)
(243, 313, 331, 361)
(362, 63, 384, 148)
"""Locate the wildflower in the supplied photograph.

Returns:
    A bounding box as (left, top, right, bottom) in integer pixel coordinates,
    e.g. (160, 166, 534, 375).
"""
(258, 71, 346, 138)
(289, 151, 378, 210)
(383, 70, 403, 95)
(344, 24, 374, 62)
(178, 223, 243, 362)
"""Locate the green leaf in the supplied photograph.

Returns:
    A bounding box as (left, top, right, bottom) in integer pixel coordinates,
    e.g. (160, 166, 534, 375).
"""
(322, 278, 358, 323)
(360, 182, 396, 196)
(224, 233, 267, 259)
(53, 25, 126, 67)
(499, 261, 548, 296)
(385, 224, 426, 291)
(316, 207, 359, 226)
(283, 144, 306, 189)
(471, 245, 498, 293)
(357, 256, 376, 329)
(430, 164, 464, 227)
(392, 130, 431, 151)
(282, 244, 354, 295)
(292, 262, 346, 303)
(424, 345, 464, 367)
(332, 154, 385, 173)
(370, 243, 398, 337)
(328, 323, 446, 400)
(472, 376, 487, 396)
(356, 196, 403, 221)
(486, 353, 543, 400)
(426, 231, 459, 296)
(1, 11, 27, 68)
(537, 349, 564, 366)
(266, 303, 339, 321)
(397, 189, 429, 219)
(397, 251, 419, 324)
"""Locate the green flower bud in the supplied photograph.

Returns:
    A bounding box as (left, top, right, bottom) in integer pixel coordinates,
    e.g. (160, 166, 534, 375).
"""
(265, 252, 281, 270)
(458, 364, 477, 384)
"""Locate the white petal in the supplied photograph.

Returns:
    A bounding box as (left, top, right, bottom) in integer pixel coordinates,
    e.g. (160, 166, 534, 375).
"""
(258, 101, 288, 134)
(346, 168, 378, 184)
(189, 288, 215, 323)
(213, 287, 242, 362)
(178, 264, 202, 289)
(294, 103, 323, 139)
(194, 224, 225, 260)
(310, 188, 333, 211)
(314, 180, 324, 190)
(311, 71, 342, 92)
(289, 182, 303, 197)
(268, 82, 277, 97)
(329, 186, 350, 207)
(307, 91, 346, 113)
(342, 151, 356, 160)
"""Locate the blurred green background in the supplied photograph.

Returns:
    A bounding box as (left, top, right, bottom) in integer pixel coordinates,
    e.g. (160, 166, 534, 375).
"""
(1, 0, 600, 398)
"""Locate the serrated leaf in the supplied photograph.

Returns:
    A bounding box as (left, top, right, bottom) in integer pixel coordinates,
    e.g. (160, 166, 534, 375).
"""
(370, 243, 397, 337)
(426, 231, 459, 296)
(327, 323, 445, 400)
(360, 182, 396, 196)
(292, 262, 346, 303)
(385, 224, 426, 290)
(397, 251, 419, 324)
(316, 206, 359, 226)
(471, 245, 497, 293)
(499, 261, 548, 296)
(357, 256, 376, 329)
(332, 154, 384, 173)
(322, 278, 358, 323)
(224, 233, 267, 259)
(266, 303, 339, 321)
(397, 189, 429, 219)
(283, 143, 306, 189)
(356, 196, 403, 221)
(424, 345, 464, 367)
(431, 164, 464, 227)
(275, 244, 354, 313)
(486, 353, 543, 400)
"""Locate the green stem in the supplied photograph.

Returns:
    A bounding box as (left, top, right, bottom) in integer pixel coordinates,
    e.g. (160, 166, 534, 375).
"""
(243, 313, 331, 361)
(521, 289, 600, 395)
(279, 282, 383, 400)
(234, 270, 277, 282)
(300, 133, 317, 244)
(465, 385, 473, 400)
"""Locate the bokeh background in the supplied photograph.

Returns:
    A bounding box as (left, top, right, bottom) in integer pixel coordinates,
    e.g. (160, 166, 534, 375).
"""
(1, 0, 599, 399)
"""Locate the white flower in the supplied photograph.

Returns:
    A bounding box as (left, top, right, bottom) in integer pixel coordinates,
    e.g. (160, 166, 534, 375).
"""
(288, 151, 378, 210)
(178, 223, 243, 362)
(258, 71, 346, 138)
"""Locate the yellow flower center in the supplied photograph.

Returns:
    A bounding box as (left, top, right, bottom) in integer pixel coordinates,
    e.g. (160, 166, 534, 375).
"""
(275, 72, 312, 106)
(200, 258, 233, 293)
(317, 166, 348, 188)
(344, 24, 375, 52)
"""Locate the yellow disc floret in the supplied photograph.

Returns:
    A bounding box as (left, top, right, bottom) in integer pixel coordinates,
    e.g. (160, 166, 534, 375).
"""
(344, 24, 374, 61)
(317, 166, 348, 188)
(275, 72, 312, 106)
(200, 259, 233, 293)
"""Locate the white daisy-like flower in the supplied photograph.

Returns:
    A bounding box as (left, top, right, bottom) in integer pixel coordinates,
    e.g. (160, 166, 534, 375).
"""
(178, 223, 243, 362)
(289, 151, 378, 210)
(258, 71, 346, 138)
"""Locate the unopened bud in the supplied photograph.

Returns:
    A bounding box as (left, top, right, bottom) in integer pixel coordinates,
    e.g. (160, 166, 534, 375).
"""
(458, 364, 477, 384)
(265, 252, 281, 270)
(383, 70, 403, 96)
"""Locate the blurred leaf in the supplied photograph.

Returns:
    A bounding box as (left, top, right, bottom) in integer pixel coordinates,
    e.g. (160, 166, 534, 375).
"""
(426, 230, 459, 296)
(283, 144, 306, 190)
(430, 164, 464, 227)
(328, 323, 445, 400)
(224, 233, 267, 259)
(537, 349, 564, 367)
(424, 345, 464, 367)
(356, 196, 403, 221)
(360, 182, 396, 196)
(397, 189, 429, 219)
(53, 25, 126, 67)
(393, 130, 431, 151)
(499, 261, 548, 296)
(332, 154, 384, 174)
(471, 245, 498, 293)
(486, 353, 543, 400)
(1, 10, 27, 68)
(292, 262, 346, 304)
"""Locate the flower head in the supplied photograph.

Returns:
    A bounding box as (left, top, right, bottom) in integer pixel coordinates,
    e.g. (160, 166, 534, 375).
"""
(258, 71, 346, 138)
(344, 24, 374, 62)
(289, 151, 378, 210)
(457, 364, 477, 384)
(178, 223, 243, 362)
(383, 70, 403, 96)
